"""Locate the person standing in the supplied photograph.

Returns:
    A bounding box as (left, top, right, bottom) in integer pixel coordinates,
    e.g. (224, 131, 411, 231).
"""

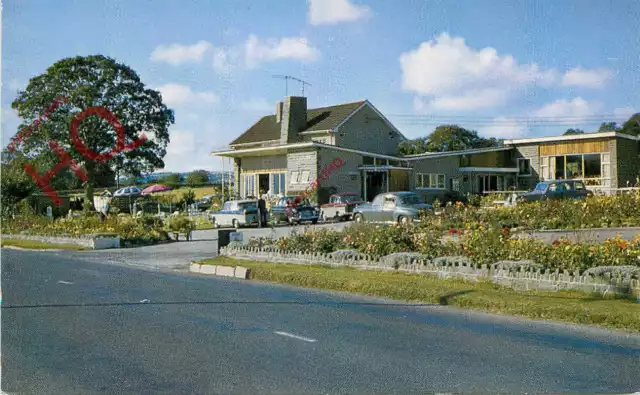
(257, 190, 267, 228)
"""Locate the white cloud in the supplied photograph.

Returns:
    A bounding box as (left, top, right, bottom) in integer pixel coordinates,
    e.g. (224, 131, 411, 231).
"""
(613, 106, 636, 120)
(212, 47, 241, 75)
(400, 33, 557, 111)
(240, 98, 273, 113)
(532, 97, 603, 124)
(308, 0, 372, 25)
(419, 89, 509, 111)
(244, 34, 320, 68)
(562, 67, 612, 88)
(166, 130, 196, 156)
(478, 117, 528, 139)
(150, 41, 212, 66)
(157, 84, 219, 106)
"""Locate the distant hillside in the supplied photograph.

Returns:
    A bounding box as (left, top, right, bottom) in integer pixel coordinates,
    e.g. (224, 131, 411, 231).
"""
(121, 171, 234, 185)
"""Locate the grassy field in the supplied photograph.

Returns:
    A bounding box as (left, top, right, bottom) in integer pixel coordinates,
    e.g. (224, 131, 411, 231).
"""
(201, 256, 640, 334)
(153, 185, 220, 200)
(1, 238, 87, 251)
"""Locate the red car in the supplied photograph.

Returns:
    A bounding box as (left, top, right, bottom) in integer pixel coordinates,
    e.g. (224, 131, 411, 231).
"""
(320, 193, 365, 221)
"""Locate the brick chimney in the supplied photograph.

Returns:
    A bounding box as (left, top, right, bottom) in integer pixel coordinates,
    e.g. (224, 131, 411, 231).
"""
(280, 96, 307, 144)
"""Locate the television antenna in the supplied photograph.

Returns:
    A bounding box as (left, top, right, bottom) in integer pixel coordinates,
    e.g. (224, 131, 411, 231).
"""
(272, 75, 312, 96)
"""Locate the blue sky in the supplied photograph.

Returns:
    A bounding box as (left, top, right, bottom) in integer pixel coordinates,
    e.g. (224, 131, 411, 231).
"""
(2, 0, 639, 171)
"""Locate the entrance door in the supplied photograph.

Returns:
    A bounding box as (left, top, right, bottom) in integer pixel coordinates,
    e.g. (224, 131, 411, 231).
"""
(366, 172, 386, 201)
(258, 174, 269, 196)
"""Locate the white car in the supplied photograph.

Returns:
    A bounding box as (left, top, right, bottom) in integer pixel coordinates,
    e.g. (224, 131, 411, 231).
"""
(209, 200, 261, 229)
(114, 187, 142, 197)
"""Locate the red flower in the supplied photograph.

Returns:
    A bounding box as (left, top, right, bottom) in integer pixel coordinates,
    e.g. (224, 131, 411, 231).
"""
(448, 228, 458, 234)
(501, 227, 510, 233)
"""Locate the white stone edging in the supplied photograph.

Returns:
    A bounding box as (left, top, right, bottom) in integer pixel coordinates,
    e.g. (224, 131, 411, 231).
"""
(190, 262, 250, 279)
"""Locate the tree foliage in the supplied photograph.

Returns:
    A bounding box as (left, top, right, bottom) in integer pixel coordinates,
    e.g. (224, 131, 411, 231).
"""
(186, 170, 209, 187)
(564, 128, 585, 135)
(159, 173, 182, 188)
(620, 113, 640, 136)
(598, 121, 620, 132)
(9, 55, 175, 207)
(398, 125, 501, 155)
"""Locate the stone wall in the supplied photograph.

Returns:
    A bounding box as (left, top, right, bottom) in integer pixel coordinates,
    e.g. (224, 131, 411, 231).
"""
(220, 245, 640, 298)
(2, 234, 121, 249)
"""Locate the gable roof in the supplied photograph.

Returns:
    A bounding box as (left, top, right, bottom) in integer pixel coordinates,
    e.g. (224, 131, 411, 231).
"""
(230, 100, 365, 146)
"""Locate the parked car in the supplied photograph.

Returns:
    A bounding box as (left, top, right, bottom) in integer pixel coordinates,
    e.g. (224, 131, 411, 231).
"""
(209, 200, 260, 229)
(195, 194, 217, 211)
(269, 196, 320, 225)
(114, 186, 142, 197)
(320, 193, 365, 221)
(516, 180, 593, 203)
(352, 191, 433, 224)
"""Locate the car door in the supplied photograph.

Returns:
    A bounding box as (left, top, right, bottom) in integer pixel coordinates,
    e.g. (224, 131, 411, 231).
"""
(546, 182, 563, 200)
(366, 195, 385, 222)
(573, 181, 589, 198)
(380, 195, 397, 222)
(561, 182, 574, 199)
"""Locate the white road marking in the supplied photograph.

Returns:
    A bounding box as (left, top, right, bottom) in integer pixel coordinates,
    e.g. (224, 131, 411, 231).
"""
(57, 281, 74, 285)
(274, 331, 317, 343)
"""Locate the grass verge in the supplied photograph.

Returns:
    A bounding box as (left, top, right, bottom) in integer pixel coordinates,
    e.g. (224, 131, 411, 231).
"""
(201, 256, 640, 334)
(1, 238, 87, 251)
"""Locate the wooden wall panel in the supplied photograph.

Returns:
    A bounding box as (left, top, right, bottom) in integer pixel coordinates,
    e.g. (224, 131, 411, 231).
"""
(540, 139, 609, 156)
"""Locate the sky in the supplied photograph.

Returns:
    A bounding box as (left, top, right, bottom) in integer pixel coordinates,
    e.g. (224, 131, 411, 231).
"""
(2, 0, 639, 172)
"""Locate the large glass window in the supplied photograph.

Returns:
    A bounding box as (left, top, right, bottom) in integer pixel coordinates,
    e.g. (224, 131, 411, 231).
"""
(243, 174, 256, 197)
(565, 155, 583, 179)
(584, 154, 601, 179)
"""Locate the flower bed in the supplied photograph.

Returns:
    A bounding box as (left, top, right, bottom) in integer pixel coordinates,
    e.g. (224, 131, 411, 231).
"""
(3, 214, 170, 245)
(425, 191, 640, 231)
(251, 224, 640, 274)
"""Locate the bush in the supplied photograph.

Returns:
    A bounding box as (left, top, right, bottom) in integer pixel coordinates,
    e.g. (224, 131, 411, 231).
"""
(165, 215, 195, 235)
(2, 213, 170, 244)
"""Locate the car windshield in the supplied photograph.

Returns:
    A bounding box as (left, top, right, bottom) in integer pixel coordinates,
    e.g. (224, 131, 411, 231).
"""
(399, 194, 422, 205)
(534, 183, 549, 192)
(342, 195, 361, 203)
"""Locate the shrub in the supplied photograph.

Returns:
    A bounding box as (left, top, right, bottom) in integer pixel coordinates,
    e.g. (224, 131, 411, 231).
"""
(165, 215, 195, 235)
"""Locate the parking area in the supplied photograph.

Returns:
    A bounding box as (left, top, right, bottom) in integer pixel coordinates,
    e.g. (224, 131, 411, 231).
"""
(193, 219, 351, 244)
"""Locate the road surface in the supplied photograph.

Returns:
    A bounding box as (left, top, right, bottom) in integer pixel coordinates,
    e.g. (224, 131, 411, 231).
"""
(2, 248, 639, 394)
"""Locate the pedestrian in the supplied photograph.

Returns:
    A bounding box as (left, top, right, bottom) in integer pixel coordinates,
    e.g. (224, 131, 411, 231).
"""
(100, 198, 111, 222)
(257, 190, 267, 228)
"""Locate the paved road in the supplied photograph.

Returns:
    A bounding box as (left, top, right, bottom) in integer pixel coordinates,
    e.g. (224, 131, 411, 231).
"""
(2, 249, 640, 394)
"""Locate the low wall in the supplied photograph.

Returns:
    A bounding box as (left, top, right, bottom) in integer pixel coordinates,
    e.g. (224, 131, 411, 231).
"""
(2, 233, 120, 250)
(220, 245, 640, 298)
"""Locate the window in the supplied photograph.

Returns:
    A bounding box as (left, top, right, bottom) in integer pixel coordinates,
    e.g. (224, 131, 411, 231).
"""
(290, 171, 300, 184)
(383, 196, 396, 208)
(575, 182, 585, 191)
(562, 182, 573, 191)
(566, 155, 583, 179)
(554, 156, 565, 179)
(271, 173, 286, 195)
(243, 174, 256, 197)
(415, 173, 446, 189)
(372, 195, 384, 206)
(300, 170, 310, 183)
(548, 183, 558, 193)
(518, 158, 532, 176)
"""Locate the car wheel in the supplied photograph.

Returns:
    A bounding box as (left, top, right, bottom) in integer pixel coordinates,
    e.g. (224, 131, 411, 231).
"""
(354, 213, 364, 223)
(273, 216, 280, 225)
(312, 219, 318, 225)
(213, 220, 219, 229)
(232, 219, 239, 230)
(398, 216, 409, 225)
(288, 216, 295, 226)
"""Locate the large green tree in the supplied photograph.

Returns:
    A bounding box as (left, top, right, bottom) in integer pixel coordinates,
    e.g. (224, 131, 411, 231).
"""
(397, 125, 501, 155)
(620, 113, 640, 136)
(598, 121, 620, 132)
(564, 128, 585, 135)
(159, 173, 182, 188)
(186, 170, 210, 187)
(10, 55, 174, 208)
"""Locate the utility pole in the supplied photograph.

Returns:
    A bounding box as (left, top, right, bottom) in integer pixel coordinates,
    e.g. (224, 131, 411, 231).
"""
(272, 75, 312, 96)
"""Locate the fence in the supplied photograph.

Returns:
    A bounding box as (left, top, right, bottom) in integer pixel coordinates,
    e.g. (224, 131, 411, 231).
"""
(220, 245, 640, 298)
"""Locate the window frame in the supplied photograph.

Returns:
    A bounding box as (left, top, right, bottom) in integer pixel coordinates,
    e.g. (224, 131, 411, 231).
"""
(517, 158, 532, 176)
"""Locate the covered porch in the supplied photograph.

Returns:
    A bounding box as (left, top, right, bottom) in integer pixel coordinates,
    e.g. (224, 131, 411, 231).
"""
(458, 167, 519, 194)
(359, 165, 412, 201)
